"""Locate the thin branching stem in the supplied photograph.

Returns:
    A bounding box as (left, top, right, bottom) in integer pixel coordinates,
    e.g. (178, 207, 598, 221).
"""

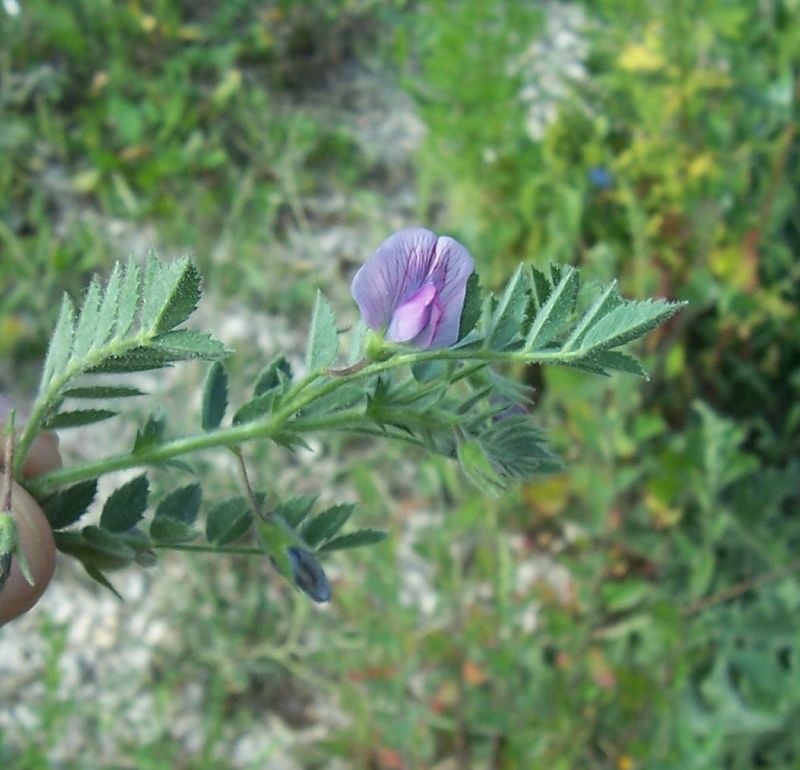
(151, 543, 263, 556)
(25, 346, 581, 497)
(231, 447, 264, 520)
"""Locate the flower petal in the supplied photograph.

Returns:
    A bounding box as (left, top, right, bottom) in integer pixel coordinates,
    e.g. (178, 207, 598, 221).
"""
(386, 283, 437, 343)
(411, 293, 444, 349)
(351, 228, 475, 349)
(424, 236, 474, 348)
(351, 228, 440, 331)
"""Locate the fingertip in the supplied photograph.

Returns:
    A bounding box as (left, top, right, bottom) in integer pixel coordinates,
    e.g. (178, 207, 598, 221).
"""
(22, 432, 63, 478)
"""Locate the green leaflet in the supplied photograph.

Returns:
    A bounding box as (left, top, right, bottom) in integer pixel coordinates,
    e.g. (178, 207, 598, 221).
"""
(524, 266, 580, 351)
(40, 294, 76, 393)
(300, 503, 354, 548)
(92, 261, 122, 348)
(155, 484, 202, 525)
(254, 354, 292, 396)
(71, 278, 103, 361)
(43, 409, 118, 430)
(149, 517, 198, 546)
(319, 529, 388, 552)
(233, 391, 277, 425)
(458, 272, 482, 340)
(577, 298, 685, 353)
(36, 254, 225, 397)
(115, 258, 141, 339)
(151, 258, 203, 334)
(273, 496, 318, 529)
(140, 253, 202, 334)
(206, 496, 253, 546)
(100, 475, 149, 533)
(201, 362, 228, 430)
(62, 385, 145, 399)
(133, 413, 166, 453)
(43, 479, 98, 530)
(150, 482, 203, 546)
(151, 330, 228, 359)
(457, 438, 505, 494)
(561, 280, 622, 352)
(487, 264, 529, 350)
(306, 290, 338, 372)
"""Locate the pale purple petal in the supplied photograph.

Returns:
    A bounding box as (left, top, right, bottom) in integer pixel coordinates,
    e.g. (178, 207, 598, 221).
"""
(412, 293, 444, 349)
(386, 283, 437, 342)
(351, 227, 475, 350)
(351, 228, 440, 331)
(424, 236, 474, 348)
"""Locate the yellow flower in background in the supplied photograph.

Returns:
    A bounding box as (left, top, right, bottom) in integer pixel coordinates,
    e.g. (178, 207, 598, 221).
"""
(619, 43, 664, 72)
(688, 153, 716, 180)
(618, 24, 665, 72)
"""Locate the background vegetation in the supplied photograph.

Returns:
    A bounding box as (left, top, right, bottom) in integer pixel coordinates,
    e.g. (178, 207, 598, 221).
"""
(1, 1, 798, 768)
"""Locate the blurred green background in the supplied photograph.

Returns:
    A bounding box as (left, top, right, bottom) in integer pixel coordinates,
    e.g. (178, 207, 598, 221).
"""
(1, 1, 799, 768)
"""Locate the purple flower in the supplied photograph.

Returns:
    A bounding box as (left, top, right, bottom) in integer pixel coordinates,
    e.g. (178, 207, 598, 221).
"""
(351, 228, 475, 350)
(588, 166, 614, 189)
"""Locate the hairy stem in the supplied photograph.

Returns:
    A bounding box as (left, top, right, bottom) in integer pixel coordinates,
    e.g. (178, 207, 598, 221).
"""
(232, 447, 264, 520)
(25, 346, 573, 497)
(151, 543, 263, 556)
(15, 329, 160, 476)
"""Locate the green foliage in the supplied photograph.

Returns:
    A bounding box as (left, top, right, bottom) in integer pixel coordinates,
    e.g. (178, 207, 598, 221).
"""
(132, 413, 166, 454)
(154, 484, 202, 524)
(479, 415, 561, 482)
(319, 528, 387, 551)
(253, 354, 292, 397)
(268, 496, 387, 556)
(201, 362, 228, 431)
(61, 385, 145, 399)
(232, 391, 279, 425)
(150, 484, 202, 545)
(300, 503, 354, 548)
(273, 495, 318, 529)
(41, 408, 118, 430)
(486, 264, 530, 350)
(0, 0, 383, 372)
(305, 290, 339, 372)
(205, 496, 252, 546)
(451, 262, 684, 375)
(3, 1, 798, 768)
(17, 253, 226, 473)
(99, 474, 149, 533)
(525, 266, 581, 350)
(360, 0, 800, 766)
(150, 484, 203, 545)
(457, 272, 482, 339)
(231, 355, 294, 425)
(42, 479, 98, 530)
(0, 515, 19, 589)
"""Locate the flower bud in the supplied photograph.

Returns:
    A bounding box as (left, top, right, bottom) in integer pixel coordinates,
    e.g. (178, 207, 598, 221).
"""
(287, 546, 331, 603)
(364, 330, 394, 362)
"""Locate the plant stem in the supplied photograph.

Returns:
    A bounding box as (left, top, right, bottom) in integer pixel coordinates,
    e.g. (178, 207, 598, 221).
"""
(681, 558, 800, 617)
(2, 415, 14, 511)
(15, 327, 158, 476)
(24, 346, 574, 497)
(231, 447, 264, 519)
(151, 543, 263, 556)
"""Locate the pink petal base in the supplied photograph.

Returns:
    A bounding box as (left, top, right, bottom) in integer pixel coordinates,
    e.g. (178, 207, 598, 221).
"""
(386, 283, 438, 343)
